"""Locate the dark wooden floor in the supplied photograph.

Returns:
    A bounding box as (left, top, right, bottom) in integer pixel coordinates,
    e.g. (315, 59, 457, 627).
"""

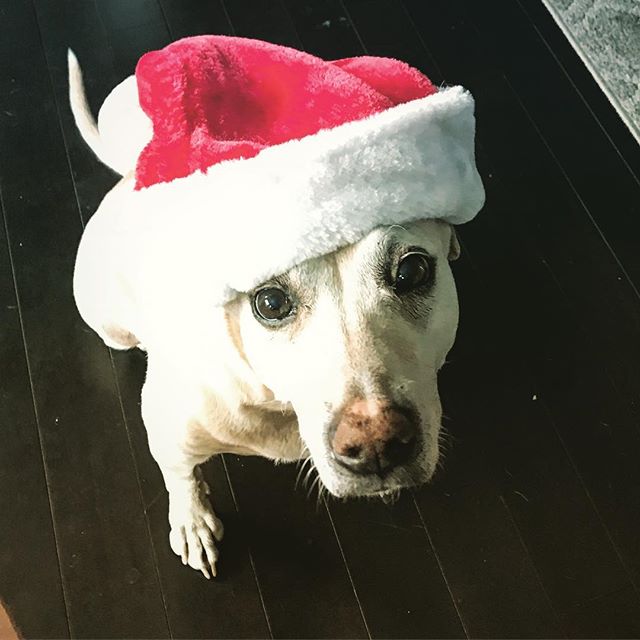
(2, 0, 640, 637)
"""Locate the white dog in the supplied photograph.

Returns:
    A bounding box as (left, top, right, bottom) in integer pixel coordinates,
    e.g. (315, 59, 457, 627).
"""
(68, 45, 477, 578)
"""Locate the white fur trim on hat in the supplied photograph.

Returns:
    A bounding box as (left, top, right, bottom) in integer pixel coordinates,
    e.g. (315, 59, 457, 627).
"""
(125, 85, 484, 305)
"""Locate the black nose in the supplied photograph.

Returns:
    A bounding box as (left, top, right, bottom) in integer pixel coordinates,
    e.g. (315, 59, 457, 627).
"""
(333, 435, 417, 476)
(331, 401, 418, 477)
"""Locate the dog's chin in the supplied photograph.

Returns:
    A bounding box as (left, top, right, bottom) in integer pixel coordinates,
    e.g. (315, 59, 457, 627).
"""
(300, 424, 441, 499)
(317, 461, 435, 500)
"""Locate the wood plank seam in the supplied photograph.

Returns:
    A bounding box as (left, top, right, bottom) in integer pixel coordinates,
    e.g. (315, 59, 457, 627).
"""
(367, 0, 639, 616)
(0, 185, 72, 637)
(330, 6, 479, 634)
(461, 158, 640, 607)
(411, 494, 471, 639)
(153, 5, 296, 631)
(219, 455, 274, 639)
(513, 0, 640, 187)
(504, 84, 640, 302)
(30, 3, 173, 633)
(323, 499, 373, 640)
(108, 353, 174, 637)
(212, 0, 238, 37)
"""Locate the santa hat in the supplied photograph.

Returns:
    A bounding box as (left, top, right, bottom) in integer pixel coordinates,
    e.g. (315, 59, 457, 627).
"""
(127, 36, 484, 304)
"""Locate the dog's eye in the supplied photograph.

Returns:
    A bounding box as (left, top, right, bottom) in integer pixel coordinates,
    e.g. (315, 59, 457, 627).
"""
(394, 253, 431, 294)
(253, 287, 294, 322)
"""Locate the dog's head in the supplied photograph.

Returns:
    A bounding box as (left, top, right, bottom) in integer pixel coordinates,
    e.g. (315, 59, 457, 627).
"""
(230, 218, 460, 498)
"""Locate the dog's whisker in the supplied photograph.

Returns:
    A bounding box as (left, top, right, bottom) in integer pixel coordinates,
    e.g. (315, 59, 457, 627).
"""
(315, 480, 328, 510)
(301, 458, 318, 492)
(295, 457, 308, 482)
(437, 436, 452, 454)
(439, 421, 452, 435)
(434, 446, 448, 475)
(307, 473, 322, 500)
(437, 439, 453, 455)
(304, 470, 317, 491)
(301, 457, 314, 476)
(437, 424, 456, 449)
(295, 455, 314, 490)
(295, 452, 312, 471)
(297, 443, 310, 462)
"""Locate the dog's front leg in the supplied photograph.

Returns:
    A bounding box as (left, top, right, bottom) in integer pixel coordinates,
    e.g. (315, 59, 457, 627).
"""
(142, 383, 224, 578)
(162, 457, 224, 579)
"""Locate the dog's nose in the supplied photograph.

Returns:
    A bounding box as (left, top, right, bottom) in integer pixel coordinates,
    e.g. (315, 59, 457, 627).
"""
(331, 399, 418, 476)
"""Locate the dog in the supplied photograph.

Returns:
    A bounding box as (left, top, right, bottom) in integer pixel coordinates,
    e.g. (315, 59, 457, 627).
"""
(69, 51, 463, 579)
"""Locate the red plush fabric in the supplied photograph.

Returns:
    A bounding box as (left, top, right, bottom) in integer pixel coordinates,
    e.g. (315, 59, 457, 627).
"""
(134, 36, 437, 189)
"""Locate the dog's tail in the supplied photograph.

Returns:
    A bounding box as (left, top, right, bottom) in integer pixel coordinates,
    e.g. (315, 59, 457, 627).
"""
(68, 49, 122, 175)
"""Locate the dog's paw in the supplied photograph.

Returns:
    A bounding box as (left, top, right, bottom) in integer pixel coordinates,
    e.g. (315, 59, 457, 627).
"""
(168, 479, 224, 579)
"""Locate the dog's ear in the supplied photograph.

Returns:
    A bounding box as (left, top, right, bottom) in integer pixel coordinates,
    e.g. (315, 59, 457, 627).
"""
(448, 226, 461, 261)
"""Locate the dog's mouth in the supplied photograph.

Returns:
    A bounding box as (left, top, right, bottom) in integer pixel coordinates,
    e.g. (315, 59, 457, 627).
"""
(313, 445, 436, 499)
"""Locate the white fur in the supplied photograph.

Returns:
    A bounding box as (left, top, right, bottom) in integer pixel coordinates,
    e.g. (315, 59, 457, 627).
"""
(97, 75, 152, 175)
(68, 52, 152, 175)
(68, 50, 111, 171)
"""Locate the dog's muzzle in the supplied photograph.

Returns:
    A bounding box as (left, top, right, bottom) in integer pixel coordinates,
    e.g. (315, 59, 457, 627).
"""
(328, 399, 420, 477)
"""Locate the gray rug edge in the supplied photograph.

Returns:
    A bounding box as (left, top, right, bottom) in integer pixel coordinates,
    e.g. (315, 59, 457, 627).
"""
(540, 0, 640, 146)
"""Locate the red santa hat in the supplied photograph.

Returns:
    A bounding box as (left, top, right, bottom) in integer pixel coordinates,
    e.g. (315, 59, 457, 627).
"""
(126, 36, 484, 304)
